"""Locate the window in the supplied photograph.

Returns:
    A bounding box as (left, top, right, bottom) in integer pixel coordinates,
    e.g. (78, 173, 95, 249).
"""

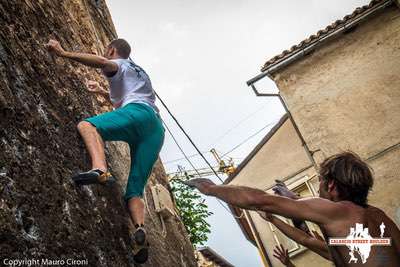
(266, 174, 324, 257)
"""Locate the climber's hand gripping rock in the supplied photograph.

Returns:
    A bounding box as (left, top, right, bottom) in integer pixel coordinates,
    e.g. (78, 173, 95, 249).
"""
(45, 39, 66, 57)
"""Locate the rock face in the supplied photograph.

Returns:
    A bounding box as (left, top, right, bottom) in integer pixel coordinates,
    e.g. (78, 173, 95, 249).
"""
(0, 1, 197, 266)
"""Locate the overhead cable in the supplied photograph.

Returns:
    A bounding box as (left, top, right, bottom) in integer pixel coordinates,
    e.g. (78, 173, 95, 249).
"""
(221, 119, 280, 158)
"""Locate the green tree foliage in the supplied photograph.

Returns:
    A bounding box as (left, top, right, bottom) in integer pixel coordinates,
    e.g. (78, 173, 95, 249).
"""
(170, 171, 213, 247)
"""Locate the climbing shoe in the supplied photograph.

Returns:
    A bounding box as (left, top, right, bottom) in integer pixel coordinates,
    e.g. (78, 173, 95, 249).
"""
(72, 169, 116, 186)
(131, 227, 149, 264)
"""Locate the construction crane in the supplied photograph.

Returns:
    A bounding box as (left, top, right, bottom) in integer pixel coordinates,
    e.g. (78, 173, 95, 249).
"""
(167, 149, 236, 181)
(210, 148, 236, 175)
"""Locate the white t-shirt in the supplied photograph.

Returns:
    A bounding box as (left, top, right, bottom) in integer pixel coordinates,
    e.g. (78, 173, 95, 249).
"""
(104, 58, 158, 112)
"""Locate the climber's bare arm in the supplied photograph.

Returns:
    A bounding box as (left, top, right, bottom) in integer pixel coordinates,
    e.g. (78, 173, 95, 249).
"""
(63, 51, 117, 73)
(185, 178, 344, 225)
(258, 212, 331, 260)
(45, 39, 118, 74)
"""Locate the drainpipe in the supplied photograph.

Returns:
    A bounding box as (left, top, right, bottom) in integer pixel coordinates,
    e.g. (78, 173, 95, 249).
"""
(248, 84, 318, 169)
(244, 211, 274, 267)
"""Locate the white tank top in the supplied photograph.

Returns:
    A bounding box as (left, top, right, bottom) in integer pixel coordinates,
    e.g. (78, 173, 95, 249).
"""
(104, 58, 158, 112)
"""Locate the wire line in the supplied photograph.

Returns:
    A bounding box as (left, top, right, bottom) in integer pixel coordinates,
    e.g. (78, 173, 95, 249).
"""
(155, 91, 224, 183)
(221, 119, 279, 158)
(156, 96, 244, 219)
(161, 119, 202, 177)
(210, 104, 268, 147)
(164, 151, 209, 165)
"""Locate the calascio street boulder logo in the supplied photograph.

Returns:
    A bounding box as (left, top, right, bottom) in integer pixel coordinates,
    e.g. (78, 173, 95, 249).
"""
(329, 223, 391, 264)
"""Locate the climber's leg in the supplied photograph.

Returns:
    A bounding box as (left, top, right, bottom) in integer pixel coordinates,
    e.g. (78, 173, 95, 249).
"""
(73, 108, 135, 185)
(127, 197, 145, 226)
(124, 126, 165, 219)
(125, 139, 163, 228)
(77, 121, 107, 172)
(123, 104, 164, 264)
(127, 196, 148, 263)
(123, 103, 165, 212)
(125, 133, 163, 264)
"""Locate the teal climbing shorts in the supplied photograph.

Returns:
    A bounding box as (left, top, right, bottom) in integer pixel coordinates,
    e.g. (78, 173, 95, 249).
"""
(84, 102, 165, 201)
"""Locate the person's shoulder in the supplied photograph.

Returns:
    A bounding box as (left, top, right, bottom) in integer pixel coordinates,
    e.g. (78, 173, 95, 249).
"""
(295, 197, 353, 225)
(110, 58, 128, 65)
(314, 199, 358, 218)
(112, 58, 131, 73)
(334, 200, 367, 214)
(365, 205, 387, 216)
(103, 59, 126, 78)
(304, 197, 348, 207)
(365, 204, 382, 211)
(366, 205, 398, 224)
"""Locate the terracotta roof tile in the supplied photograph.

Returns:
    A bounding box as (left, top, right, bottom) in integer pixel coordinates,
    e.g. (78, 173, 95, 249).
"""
(261, 0, 390, 72)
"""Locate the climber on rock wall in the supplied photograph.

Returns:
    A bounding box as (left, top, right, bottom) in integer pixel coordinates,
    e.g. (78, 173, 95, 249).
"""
(45, 38, 165, 264)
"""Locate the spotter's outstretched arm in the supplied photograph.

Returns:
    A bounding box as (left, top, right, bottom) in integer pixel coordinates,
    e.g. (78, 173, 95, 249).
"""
(185, 178, 343, 225)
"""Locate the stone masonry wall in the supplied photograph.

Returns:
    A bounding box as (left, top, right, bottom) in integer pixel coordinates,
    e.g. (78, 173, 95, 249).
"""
(0, 0, 197, 266)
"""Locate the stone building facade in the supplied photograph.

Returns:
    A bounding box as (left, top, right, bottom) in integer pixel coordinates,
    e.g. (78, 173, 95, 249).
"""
(228, 0, 400, 266)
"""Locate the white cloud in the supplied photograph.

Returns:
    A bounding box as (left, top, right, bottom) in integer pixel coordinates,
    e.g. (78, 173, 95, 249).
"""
(158, 21, 189, 36)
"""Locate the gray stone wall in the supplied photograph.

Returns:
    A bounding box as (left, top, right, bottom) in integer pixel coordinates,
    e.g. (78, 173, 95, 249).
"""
(0, 1, 197, 266)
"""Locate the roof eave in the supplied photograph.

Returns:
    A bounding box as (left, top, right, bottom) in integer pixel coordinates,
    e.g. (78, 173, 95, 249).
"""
(198, 247, 235, 267)
(260, 0, 393, 76)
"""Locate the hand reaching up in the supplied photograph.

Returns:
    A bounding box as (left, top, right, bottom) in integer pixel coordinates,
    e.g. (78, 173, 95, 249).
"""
(86, 80, 102, 93)
(45, 39, 66, 57)
(273, 244, 295, 267)
(273, 180, 299, 199)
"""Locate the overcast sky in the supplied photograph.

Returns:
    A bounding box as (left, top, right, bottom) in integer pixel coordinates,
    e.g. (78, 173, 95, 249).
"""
(106, 1, 370, 266)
